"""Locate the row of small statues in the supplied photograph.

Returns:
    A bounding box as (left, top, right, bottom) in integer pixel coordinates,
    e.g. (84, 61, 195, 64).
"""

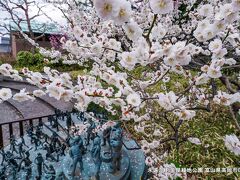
(0, 126, 67, 179)
(69, 122, 123, 179)
(0, 110, 123, 180)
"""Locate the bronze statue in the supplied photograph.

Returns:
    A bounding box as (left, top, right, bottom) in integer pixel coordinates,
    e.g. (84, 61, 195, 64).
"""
(86, 119, 96, 146)
(102, 126, 111, 147)
(18, 151, 32, 179)
(10, 135, 18, 154)
(34, 153, 44, 179)
(44, 164, 56, 180)
(91, 136, 102, 180)
(69, 137, 84, 177)
(109, 137, 122, 174)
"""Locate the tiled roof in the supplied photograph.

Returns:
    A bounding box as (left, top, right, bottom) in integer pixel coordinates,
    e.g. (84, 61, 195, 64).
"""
(10, 21, 61, 34)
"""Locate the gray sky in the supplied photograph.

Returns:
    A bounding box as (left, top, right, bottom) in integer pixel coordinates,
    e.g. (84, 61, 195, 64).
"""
(0, 0, 68, 36)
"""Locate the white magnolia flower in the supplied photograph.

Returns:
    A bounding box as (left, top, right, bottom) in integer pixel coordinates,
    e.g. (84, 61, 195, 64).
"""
(13, 89, 34, 102)
(209, 39, 222, 53)
(175, 109, 196, 120)
(213, 20, 227, 33)
(198, 4, 213, 17)
(164, 56, 177, 67)
(0, 88, 12, 101)
(90, 42, 104, 57)
(224, 134, 240, 156)
(201, 65, 209, 72)
(151, 24, 167, 40)
(33, 90, 46, 97)
(93, 0, 119, 20)
(213, 91, 233, 106)
(46, 84, 65, 100)
(126, 93, 141, 107)
(145, 156, 154, 166)
(114, 0, 132, 24)
(225, 58, 237, 65)
(157, 91, 179, 111)
(207, 66, 222, 78)
(0, 64, 12, 76)
(123, 21, 143, 41)
(149, 0, 174, 14)
(188, 137, 201, 145)
(217, 3, 238, 23)
(212, 48, 228, 59)
(195, 73, 210, 85)
(120, 51, 137, 70)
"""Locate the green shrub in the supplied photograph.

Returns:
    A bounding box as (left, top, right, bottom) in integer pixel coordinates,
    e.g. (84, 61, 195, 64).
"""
(16, 51, 44, 67)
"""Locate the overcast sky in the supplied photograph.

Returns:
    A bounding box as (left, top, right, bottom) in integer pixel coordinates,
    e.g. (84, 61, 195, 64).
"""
(0, 0, 68, 36)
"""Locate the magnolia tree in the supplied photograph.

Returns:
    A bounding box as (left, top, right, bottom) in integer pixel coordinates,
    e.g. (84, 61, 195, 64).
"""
(1, 0, 240, 179)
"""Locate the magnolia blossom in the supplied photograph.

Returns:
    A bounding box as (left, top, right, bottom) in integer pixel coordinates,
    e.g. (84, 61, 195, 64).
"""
(0, 64, 12, 76)
(157, 91, 186, 111)
(46, 84, 65, 100)
(225, 58, 237, 65)
(151, 24, 167, 40)
(33, 90, 46, 97)
(145, 156, 154, 166)
(188, 137, 201, 145)
(120, 52, 137, 70)
(149, 0, 174, 14)
(216, 3, 238, 23)
(209, 39, 223, 53)
(13, 89, 34, 102)
(195, 73, 210, 85)
(198, 4, 213, 17)
(224, 134, 240, 156)
(213, 91, 239, 106)
(0, 88, 12, 101)
(207, 66, 222, 78)
(175, 108, 196, 120)
(126, 93, 141, 107)
(114, 0, 132, 24)
(93, 0, 120, 20)
(123, 21, 143, 41)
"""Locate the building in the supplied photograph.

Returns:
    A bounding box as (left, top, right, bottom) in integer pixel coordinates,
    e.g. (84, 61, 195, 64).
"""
(10, 21, 61, 58)
(0, 36, 11, 53)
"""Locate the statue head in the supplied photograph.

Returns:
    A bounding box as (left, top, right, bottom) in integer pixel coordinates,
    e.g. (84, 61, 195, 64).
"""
(93, 136, 101, 145)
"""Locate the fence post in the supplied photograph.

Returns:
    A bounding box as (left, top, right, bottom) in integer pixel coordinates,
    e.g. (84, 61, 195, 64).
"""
(29, 119, 33, 127)
(38, 117, 43, 127)
(19, 121, 24, 137)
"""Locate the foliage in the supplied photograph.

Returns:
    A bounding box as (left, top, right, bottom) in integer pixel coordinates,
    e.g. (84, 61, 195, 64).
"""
(16, 51, 43, 67)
